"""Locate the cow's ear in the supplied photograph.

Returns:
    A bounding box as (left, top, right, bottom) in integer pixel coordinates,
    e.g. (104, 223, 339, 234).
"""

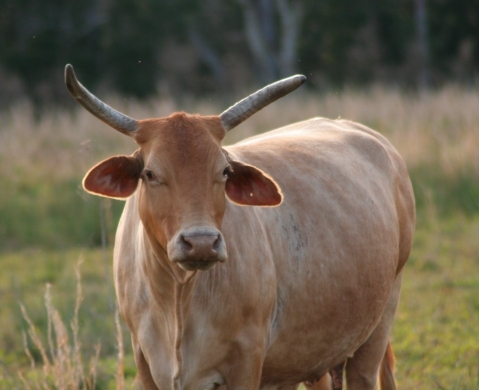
(225, 160, 282, 206)
(83, 155, 143, 199)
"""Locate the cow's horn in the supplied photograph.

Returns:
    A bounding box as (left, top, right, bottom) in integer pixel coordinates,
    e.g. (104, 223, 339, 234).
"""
(220, 74, 306, 131)
(64, 64, 138, 136)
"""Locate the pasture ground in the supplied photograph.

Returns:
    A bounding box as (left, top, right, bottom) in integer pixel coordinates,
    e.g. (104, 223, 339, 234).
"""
(1, 87, 479, 389)
(1, 214, 478, 389)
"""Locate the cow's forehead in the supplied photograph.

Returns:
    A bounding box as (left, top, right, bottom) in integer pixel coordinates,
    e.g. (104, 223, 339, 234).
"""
(136, 113, 224, 144)
(135, 113, 227, 169)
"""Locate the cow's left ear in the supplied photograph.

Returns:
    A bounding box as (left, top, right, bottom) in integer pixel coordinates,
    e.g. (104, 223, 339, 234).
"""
(83, 155, 143, 199)
(225, 160, 282, 206)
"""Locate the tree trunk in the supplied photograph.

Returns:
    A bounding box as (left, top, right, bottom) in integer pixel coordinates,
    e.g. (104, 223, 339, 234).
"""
(237, 0, 277, 83)
(414, 0, 430, 90)
(276, 0, 304, 78)
(237, 0, 303, 83)
(188, 23, 228, 90)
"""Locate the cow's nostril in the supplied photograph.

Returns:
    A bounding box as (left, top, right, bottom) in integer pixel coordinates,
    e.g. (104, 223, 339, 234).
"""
(180, 234, 219, 257)
(212, 235, 221, 251)
(180, 235, 193, 251)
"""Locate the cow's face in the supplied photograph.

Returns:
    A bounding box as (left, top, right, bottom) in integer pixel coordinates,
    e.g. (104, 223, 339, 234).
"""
(65, 64, 303, 273)
(82, 113, 282, 272)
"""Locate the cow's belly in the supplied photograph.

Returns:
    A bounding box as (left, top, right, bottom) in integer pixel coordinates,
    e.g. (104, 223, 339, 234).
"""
(259, 240, 398, 386)
(260, 284, 391, 386)
(257, 203, 399, 386)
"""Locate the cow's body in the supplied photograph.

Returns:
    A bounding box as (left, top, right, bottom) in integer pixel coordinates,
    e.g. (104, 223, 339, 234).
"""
(113, 117, 415, 390)
(65, 65, 414, 390)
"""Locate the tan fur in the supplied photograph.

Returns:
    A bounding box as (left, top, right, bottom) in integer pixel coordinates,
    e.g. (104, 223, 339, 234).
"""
(98, 115, 415, 390)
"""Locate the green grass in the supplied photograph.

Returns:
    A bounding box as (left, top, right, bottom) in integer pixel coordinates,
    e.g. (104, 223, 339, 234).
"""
(1, 212, 478, 389)
(2, 165, 479, 251)
(0, 178, 125, 250)
(0, 249, 137, 389)
(410, 166, 479, 217)
(394, 213, 479, 389)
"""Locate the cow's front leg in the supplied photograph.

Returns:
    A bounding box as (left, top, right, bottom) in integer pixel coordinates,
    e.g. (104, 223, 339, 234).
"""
(219, 342, 264, 390)
(131, 336, 159, 390)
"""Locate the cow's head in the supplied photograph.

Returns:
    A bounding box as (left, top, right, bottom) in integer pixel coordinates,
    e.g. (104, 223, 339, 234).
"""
(65, 64, 305, 273)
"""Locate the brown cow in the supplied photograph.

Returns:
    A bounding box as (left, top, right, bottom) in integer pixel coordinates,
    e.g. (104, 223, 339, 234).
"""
(65, 64, 415, 390)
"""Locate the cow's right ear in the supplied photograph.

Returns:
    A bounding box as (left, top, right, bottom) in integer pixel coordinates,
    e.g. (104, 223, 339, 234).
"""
(83, 155, 143, 199)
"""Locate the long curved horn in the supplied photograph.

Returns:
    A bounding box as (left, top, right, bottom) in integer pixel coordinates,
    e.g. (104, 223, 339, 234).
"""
(220, 74, 306, 131)
(64, 64, 138, 136)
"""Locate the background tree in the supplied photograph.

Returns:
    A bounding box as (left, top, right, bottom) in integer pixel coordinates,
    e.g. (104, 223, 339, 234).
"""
(414, 0, 430, 89)
(235, 0, 304, 83)
(0, 0, 478, 107)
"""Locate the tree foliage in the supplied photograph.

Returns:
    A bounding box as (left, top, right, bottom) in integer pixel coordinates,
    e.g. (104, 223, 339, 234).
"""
(0, 0, 477, 106)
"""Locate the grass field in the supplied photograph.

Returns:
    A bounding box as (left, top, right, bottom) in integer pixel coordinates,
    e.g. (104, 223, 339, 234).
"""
(1, 86, 479, 388)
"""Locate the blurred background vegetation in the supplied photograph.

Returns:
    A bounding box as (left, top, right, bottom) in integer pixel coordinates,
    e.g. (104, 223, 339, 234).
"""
(0, 0, 478, 107)
(1, 1, 479, 389)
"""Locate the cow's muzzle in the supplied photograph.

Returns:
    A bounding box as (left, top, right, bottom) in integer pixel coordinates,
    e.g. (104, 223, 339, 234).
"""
(168, 227, 227, 271)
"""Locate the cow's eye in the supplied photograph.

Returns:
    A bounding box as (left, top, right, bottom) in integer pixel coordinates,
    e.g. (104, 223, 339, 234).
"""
(223, 166, 233, 177)
(144, 170, 155, 181)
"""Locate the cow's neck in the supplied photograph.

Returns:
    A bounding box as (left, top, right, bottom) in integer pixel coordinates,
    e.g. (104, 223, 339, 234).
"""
(143, 232, 198, 389)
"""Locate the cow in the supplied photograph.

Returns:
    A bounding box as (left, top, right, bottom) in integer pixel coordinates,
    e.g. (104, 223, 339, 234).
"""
(65, 64, 415, 390)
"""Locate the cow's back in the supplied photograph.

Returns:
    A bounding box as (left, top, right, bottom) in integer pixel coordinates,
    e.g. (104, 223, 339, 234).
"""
(223, 117, 415, 385)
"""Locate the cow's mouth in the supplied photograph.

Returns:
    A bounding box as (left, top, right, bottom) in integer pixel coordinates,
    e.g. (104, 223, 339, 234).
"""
(177, 260, 218, 271)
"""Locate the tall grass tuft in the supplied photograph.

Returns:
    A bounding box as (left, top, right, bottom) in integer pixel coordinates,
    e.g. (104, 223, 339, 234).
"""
(114, 309, 125, 390)
(18, 260, 102, 390)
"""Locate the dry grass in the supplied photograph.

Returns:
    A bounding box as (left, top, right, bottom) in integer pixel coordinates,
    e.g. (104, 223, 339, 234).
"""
(18, 260, 100, 389)
(2, 86, 479, 181)
(225, 86, 479, 179)
(114, 308, 125, 390)
(16, 259, 131, 390)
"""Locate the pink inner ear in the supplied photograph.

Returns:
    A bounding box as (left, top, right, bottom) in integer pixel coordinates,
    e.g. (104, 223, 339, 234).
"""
(83, 156, 142, 199)
(225, 161, 282, 206)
